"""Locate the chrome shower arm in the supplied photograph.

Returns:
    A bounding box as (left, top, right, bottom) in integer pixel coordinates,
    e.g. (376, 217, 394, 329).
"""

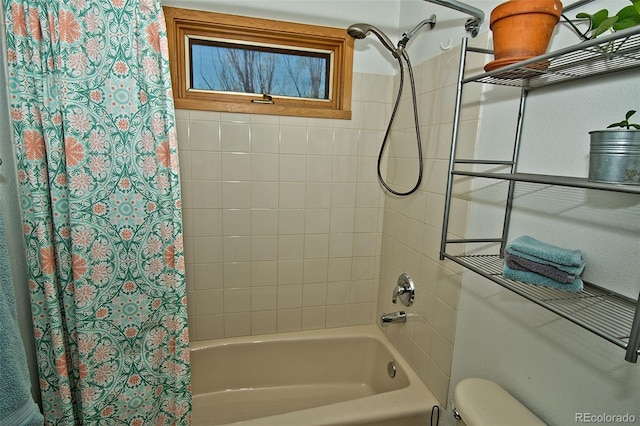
(422, 0, 484, 37)
(398, 14, 437, 54)
(403, 15, 437, 41)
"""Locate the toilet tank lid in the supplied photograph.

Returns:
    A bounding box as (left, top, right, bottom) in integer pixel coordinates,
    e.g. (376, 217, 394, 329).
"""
(453, 378, 546, 426)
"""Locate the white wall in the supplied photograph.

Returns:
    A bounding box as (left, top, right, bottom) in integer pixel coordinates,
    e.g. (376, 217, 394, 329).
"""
(163, 0, 403, 74)
(449, 1, 640, 424)
(164, 0, 503, 75)
(398, 0, 498, 66)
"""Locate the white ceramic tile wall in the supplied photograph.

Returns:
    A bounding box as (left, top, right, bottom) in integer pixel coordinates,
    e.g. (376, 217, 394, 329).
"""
(178, 37, 485, 405)
(177, 71, 391, 340)
(377, 36, 487, 406)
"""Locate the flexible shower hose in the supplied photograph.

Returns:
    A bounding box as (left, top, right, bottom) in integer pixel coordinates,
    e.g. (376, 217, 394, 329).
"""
(377, 50, 424, 196)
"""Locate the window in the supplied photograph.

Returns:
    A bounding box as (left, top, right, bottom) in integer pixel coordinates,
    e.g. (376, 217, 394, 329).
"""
(189, 40, 331, 100)
(163, 7, 354, 119)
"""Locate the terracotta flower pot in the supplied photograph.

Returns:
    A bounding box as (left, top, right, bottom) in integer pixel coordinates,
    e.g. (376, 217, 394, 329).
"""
(485, 0, 563, 72)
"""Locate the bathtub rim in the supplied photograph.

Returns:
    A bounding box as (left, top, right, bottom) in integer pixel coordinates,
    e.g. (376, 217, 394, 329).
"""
(190, 324, 441, 426)
(191, 324, 402, 351)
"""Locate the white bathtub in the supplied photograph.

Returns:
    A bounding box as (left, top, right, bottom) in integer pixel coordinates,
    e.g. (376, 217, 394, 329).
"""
(190, 324, 440, 425)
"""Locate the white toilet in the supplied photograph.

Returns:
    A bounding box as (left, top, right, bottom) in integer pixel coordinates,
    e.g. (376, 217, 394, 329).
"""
(452, 378, 546, 426)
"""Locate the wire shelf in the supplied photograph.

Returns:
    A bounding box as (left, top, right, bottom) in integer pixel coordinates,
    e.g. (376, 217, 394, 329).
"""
(465, 26, 640, 89)
(450, 170, 640, 194)
(443, 27, 640, 362)
(443, 253, 637, 350)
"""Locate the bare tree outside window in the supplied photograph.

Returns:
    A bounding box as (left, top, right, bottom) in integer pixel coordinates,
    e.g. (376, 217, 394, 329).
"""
(284, 56, 325, 98)
(190, 40, 330, 100)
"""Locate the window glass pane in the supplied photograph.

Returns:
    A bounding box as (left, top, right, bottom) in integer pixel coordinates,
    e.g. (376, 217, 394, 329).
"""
(189, 39, 331, 100)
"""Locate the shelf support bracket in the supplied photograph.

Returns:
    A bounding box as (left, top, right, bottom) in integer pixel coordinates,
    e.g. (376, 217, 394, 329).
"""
(625, 288, 640, 363)
(440, 37, 468, 261)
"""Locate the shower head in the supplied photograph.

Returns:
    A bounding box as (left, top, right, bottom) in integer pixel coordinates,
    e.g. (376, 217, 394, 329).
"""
(346, 23, 371, 40)
(347, 23, 400, 58)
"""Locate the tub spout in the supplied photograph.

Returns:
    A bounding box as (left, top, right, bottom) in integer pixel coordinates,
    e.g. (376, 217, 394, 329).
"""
(380, 311, 407, 327)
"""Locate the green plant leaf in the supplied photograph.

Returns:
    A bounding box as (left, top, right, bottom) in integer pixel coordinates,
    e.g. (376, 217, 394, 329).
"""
(593, 16, 620, 37)
(607, 111, 638, 129)
(614, 16, 640, 30)
(574, 3, 640, 38)
(576, 9, 610, 30)
(613, 5, 640, 30)
(616, 5, 639, 20)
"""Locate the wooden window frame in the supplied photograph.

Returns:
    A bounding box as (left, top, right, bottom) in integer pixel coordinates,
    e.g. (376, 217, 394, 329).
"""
(163, 7, 353, 119)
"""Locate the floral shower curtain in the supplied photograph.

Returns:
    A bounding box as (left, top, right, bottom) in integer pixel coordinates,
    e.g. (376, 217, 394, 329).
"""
(3, 0, 191, 423)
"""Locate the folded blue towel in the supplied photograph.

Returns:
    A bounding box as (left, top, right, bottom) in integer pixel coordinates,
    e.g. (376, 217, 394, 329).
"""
(503, 262, 584, 292)
(505, 235, 585, 275)
(0, 210, 44, 426)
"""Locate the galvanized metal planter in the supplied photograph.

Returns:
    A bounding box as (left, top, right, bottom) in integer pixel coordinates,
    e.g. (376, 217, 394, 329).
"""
(588, 130, 640, 185)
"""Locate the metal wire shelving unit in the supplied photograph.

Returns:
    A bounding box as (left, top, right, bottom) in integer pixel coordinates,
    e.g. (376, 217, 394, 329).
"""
(440, 26, 640, 363)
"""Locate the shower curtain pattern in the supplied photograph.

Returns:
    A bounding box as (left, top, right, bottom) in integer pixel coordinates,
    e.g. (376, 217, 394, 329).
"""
(4, 0, 191, 423)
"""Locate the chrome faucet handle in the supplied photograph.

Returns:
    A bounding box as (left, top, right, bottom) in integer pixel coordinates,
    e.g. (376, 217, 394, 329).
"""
(392, 273, 415, 306)
(392, 285, 406, 303)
